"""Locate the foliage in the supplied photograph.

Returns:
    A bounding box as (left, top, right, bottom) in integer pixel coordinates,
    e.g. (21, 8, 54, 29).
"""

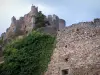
(35, 11, 46, 29)
(0, 31, 55, 75)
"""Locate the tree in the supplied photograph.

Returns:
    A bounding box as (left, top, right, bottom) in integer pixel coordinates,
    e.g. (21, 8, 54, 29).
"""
(35, 11, 46, 29)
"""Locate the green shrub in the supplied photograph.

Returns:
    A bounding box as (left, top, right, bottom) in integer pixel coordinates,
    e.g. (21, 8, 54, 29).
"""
(0, 31, 55, 75)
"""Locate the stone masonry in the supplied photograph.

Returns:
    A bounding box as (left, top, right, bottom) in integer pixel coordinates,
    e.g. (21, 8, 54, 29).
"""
(45, 19, 100, 75)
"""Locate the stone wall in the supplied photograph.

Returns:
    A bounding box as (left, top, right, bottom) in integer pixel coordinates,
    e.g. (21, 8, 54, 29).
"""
(45, 19, 100, 75)
(37, 26, 57, 36)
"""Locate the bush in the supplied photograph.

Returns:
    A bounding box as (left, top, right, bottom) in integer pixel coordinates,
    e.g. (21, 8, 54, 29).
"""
(0, 31, 55, 75)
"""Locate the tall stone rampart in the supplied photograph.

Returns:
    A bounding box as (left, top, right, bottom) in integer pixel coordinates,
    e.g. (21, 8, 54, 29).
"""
(45, 19, 100, 75)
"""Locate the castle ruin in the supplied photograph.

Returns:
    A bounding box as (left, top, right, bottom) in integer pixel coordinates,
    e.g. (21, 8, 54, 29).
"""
(1, 5, 100, 75)
(1, 5, 66, 41)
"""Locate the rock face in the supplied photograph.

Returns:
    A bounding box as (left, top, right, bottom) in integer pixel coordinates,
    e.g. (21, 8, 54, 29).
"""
(45, 20, 100, 75)
(1, 5, 66, 41)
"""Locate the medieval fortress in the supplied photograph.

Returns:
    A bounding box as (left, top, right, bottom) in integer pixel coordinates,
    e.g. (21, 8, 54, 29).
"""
(1, 5, 65, 40)
(1, 5, 100, 75)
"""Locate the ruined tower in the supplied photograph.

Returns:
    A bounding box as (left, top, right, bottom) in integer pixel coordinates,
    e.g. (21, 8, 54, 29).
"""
(52, 14, 59, 29)
(30, 4, 38, 16)
(47, 15, 66, 30)
(30, 5, 38, 30)
(59, 19, 66, 30)
(11, 16, 16, 24)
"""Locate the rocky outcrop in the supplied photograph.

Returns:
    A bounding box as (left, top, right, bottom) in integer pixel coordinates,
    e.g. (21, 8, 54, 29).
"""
(45, 19, 100, 75)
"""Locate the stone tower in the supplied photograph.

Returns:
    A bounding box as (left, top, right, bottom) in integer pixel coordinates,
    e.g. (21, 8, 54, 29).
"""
(30, 4, 38, 29)
(11, 16, 16, 25)
(59, 19, 66, 30)
(30, 4, 38, 16)
(47, 15, 66, 30)
(52, 14, 59, 29)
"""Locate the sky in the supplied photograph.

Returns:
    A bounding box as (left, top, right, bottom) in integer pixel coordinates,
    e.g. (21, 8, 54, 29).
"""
(0, 0, 100, 35)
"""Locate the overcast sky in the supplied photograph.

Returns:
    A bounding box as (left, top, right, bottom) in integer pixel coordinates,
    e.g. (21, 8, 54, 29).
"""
(0, 0, 100, 35)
